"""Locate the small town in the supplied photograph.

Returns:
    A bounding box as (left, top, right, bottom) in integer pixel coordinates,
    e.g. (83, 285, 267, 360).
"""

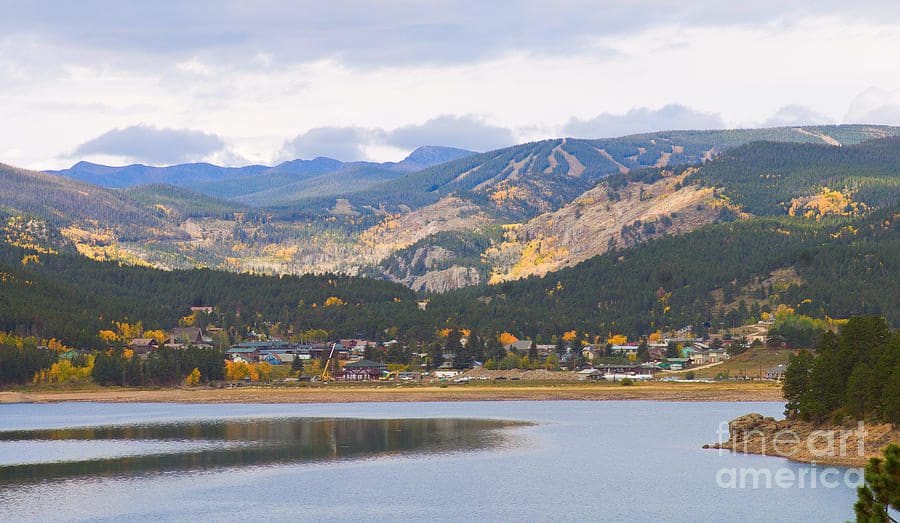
(96, 306, 783, 387)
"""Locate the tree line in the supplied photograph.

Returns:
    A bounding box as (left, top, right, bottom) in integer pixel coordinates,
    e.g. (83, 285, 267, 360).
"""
(783, 316, 899, 424)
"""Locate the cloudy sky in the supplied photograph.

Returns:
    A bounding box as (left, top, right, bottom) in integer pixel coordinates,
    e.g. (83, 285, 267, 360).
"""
(3, 1, 900, 169)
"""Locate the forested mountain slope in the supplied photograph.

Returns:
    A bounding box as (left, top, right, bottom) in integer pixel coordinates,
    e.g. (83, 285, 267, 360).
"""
(425, 208, 899, 338)
(1, 207, 895, 348)
(0, 163, 184, 242)
(4, 125, 899, 290)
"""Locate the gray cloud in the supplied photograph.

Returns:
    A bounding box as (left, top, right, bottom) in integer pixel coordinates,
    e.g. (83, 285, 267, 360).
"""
(279, 126, 382, 162)
(562, 104, 726, 138)
(385, 115, 515, 152)
(279, 116, 516, 161)
(2, 1, 896, 68)
(762, 105, 835, 127)
(72, 124, 226, 164)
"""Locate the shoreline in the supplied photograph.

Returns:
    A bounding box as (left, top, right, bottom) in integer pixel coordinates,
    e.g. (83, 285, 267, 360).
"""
(708, 413, 898, 468)
(0, 382, 783, 404)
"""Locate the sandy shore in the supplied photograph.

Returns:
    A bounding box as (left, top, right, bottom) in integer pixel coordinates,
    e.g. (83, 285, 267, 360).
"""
(0, 382, 783, 404)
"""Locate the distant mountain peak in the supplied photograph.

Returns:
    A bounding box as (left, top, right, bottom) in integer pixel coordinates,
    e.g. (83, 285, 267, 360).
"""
(402, 145, 477, 166)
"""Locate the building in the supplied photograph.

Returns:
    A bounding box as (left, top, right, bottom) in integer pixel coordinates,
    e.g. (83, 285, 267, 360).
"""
(662, 358, 691, 370)
(504, 340, 533, 353)
(128, 338, 158, 358)
(592, 364, 659, 381)
(766, 364, 787, 380)
(166, 327, 212, 349)
(609, 344, 640, 357)
(226, 346, 261, 363)
(341, 359, 387, 381)
(706, 348, 730, 364)
(190, 306, 214, 314)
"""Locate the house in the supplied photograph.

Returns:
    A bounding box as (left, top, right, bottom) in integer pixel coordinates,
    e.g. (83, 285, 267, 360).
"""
(577, 368, 602, 381)
(593, 364, 659, 381)
(341, 359, 387, 381)
(226, 346, 261, 363)
(766, 364, 787, 380)
(166, 327, 212, 349)
(609, 344, 639, 356)
(537, 344, 555, 356)
(706, 348, 730, 364)
(505, 340, 533, 353)
(129, 338, 158, 358)
(190, 306, 214, 314)
(688, 348, 707, 365)
(261, 353, 283, 365)
(663, 358, 691, 370)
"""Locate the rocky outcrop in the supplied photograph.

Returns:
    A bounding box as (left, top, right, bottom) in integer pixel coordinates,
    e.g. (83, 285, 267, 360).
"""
(408, 266, 481, 293)
(707, 413, 898, 467)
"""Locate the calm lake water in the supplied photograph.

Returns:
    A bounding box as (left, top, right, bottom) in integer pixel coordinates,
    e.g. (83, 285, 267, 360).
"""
(0, 401, 860, 522)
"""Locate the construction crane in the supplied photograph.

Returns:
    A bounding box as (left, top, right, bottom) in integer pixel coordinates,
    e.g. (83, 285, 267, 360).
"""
(320, 343, 338, 382)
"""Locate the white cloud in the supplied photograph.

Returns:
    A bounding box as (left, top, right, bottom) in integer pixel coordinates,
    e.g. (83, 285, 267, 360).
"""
(563, 105, 725, 138)
(762, 105, 835, 127)
(845, 87, 900, 124)
(2, 7, 900, 169)
(385, 115, 515, 152)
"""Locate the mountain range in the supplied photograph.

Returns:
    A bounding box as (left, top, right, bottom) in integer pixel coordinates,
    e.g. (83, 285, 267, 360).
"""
(2, 124, 898, 293)
(48, 146, 476, 206)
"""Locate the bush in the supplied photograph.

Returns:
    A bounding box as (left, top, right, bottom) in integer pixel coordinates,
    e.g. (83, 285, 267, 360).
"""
(620, 378, 635, 386)
(684, 371, 696, 380)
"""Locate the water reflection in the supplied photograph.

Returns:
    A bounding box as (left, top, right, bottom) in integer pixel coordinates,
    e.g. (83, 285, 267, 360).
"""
(0, 418, 524, 484)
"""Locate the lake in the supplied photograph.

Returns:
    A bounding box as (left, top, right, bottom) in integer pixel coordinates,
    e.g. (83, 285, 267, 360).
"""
(0, 401, 859, 522)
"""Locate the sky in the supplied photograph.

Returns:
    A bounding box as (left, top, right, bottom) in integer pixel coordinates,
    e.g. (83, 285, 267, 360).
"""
(3, 1, 900, 169)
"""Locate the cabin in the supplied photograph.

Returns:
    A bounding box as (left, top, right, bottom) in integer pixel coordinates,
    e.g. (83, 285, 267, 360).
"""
(341, 359, 387, 381)
(129, 338, 159, 358)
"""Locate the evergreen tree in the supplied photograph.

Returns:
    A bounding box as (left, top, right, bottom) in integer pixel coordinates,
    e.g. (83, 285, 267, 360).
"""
(528, 339, 539, 362)
(854, 444, 900, 522)
(666, 341, 680, 359)
(453, 338, 474, 370)
(468, 330, 486, 363)
(555, 337, 567, 358)
(426, 342, 444, 370)
(486, 334, 506, 362)
(636, 339, 650, 362)
(783, 350, 814, 418)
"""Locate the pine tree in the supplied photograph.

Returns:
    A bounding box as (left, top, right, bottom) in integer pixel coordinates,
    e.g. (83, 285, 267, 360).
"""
(637, 339, 650, 362)
(528, 339, 539, 362)
(854, 444, 900, 522)
(555, 337, 567, 358)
